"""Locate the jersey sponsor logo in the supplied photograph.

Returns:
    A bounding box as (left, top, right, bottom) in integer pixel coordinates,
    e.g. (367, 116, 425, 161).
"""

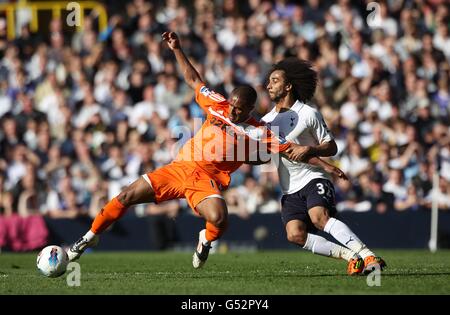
(209, 108, 267, 141)
(202, 107, 284, 159)
(209, 116, 233, 135)
(208, 108, 244, 135)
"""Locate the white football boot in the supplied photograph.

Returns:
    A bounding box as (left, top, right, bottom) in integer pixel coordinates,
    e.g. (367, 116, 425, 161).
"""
(192, 229, 212, 269)
(67, 235, 99, 261)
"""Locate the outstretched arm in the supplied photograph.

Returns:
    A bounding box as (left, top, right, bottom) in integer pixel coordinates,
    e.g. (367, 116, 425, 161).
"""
(244, 146, 347, 179)
(244, 124, 345, 178)
(162, 31, 203, 89)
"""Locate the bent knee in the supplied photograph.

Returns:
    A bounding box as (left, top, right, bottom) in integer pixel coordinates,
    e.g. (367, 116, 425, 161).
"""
(287, 231, 308, 246)
(197, 197, 228, 228)
(207, 211, 228, 228)
(117, 189, 135, 207)
(310, 212, 331, 231)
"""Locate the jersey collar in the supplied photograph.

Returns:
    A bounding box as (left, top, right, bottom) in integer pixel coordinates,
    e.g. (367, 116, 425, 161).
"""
(291, 100, 304, 111)
(274, 100, 304, 113)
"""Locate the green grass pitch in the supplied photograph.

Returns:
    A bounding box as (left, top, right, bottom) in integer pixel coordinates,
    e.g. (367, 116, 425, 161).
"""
(1, 250, 449, 294)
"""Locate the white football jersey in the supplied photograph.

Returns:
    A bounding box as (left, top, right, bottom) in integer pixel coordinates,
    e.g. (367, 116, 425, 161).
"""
(261, 101, 334, 194)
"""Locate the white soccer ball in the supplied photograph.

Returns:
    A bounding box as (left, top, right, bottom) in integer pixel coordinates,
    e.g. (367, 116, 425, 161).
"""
(36, 245, 69, 278)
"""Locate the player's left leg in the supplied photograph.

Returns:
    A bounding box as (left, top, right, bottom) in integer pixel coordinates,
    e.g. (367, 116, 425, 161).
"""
(308, 205, 386, 274)
(286, 219, 362, 271)
(306, 179, 386, 274)
(192, 197, 228, 269)
(281, 189, 363, 275)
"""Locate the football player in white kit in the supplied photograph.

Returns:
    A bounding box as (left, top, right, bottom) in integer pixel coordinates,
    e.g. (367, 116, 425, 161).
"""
(262, 57, 386, 275)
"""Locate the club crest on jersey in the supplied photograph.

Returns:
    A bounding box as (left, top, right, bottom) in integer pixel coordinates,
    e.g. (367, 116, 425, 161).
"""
(290, 117, 295, 127)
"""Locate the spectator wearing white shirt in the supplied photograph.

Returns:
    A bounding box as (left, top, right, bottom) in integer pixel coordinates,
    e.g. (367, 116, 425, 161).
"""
(339, 85, 362, 129)
(383, 168, 408, 202)
(73, 83, 109, 129)
(433, 21, 450, 61)
(365, 81, 393, 122)
(339, 141, 371, 179)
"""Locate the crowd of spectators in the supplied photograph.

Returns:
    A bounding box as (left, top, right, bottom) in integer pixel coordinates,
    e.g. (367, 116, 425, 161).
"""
(0, 0, 450, 250)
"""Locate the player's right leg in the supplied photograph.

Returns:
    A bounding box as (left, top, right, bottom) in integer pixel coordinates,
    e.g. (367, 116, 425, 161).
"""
(285, 219, 363, 275)
(192, 197, 228, 269)
(67, 176, 156, 261)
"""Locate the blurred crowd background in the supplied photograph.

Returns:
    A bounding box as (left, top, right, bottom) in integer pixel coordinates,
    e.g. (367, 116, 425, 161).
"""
(0, 0, 449, 251)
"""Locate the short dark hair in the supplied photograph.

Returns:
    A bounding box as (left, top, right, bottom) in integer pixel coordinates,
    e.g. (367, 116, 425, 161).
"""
(270, 57, 318, 103)
(231, 84, 257, 107)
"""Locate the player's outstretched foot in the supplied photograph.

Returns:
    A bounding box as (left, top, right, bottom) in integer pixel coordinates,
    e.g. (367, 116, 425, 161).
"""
(192, 229, 212, 269)
(363, 256, 386, 275)
(67, 235, 99, 261)
(347, 257, 364, 276)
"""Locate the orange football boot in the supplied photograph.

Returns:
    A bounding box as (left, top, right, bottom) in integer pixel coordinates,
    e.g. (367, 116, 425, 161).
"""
(363, 256, 387, 275)
(347, 257, 364, 275)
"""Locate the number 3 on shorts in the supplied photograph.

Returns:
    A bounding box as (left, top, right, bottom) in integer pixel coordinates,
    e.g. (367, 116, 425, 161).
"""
(316, 183, 325, 195)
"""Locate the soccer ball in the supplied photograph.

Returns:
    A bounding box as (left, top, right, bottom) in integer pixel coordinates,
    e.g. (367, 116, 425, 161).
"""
(36, 245, 69, 278)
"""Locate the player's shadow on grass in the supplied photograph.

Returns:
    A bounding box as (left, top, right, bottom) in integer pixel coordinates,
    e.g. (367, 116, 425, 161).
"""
(189, 273, 349, 279)
(381, 272, 450, 277)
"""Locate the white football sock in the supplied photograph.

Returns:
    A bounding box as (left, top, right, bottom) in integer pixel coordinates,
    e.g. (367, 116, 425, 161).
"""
(84, 230, 97, 242)
(303, 233, 357, 261)
(323, 218, 375, 259)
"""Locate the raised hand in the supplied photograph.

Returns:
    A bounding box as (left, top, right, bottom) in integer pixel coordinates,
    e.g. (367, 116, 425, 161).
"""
(162, 31, 180, 50)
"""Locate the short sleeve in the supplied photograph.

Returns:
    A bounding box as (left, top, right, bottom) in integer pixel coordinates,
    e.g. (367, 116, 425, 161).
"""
(309, 109, 334, 144)
(195, 83, 228, 112)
